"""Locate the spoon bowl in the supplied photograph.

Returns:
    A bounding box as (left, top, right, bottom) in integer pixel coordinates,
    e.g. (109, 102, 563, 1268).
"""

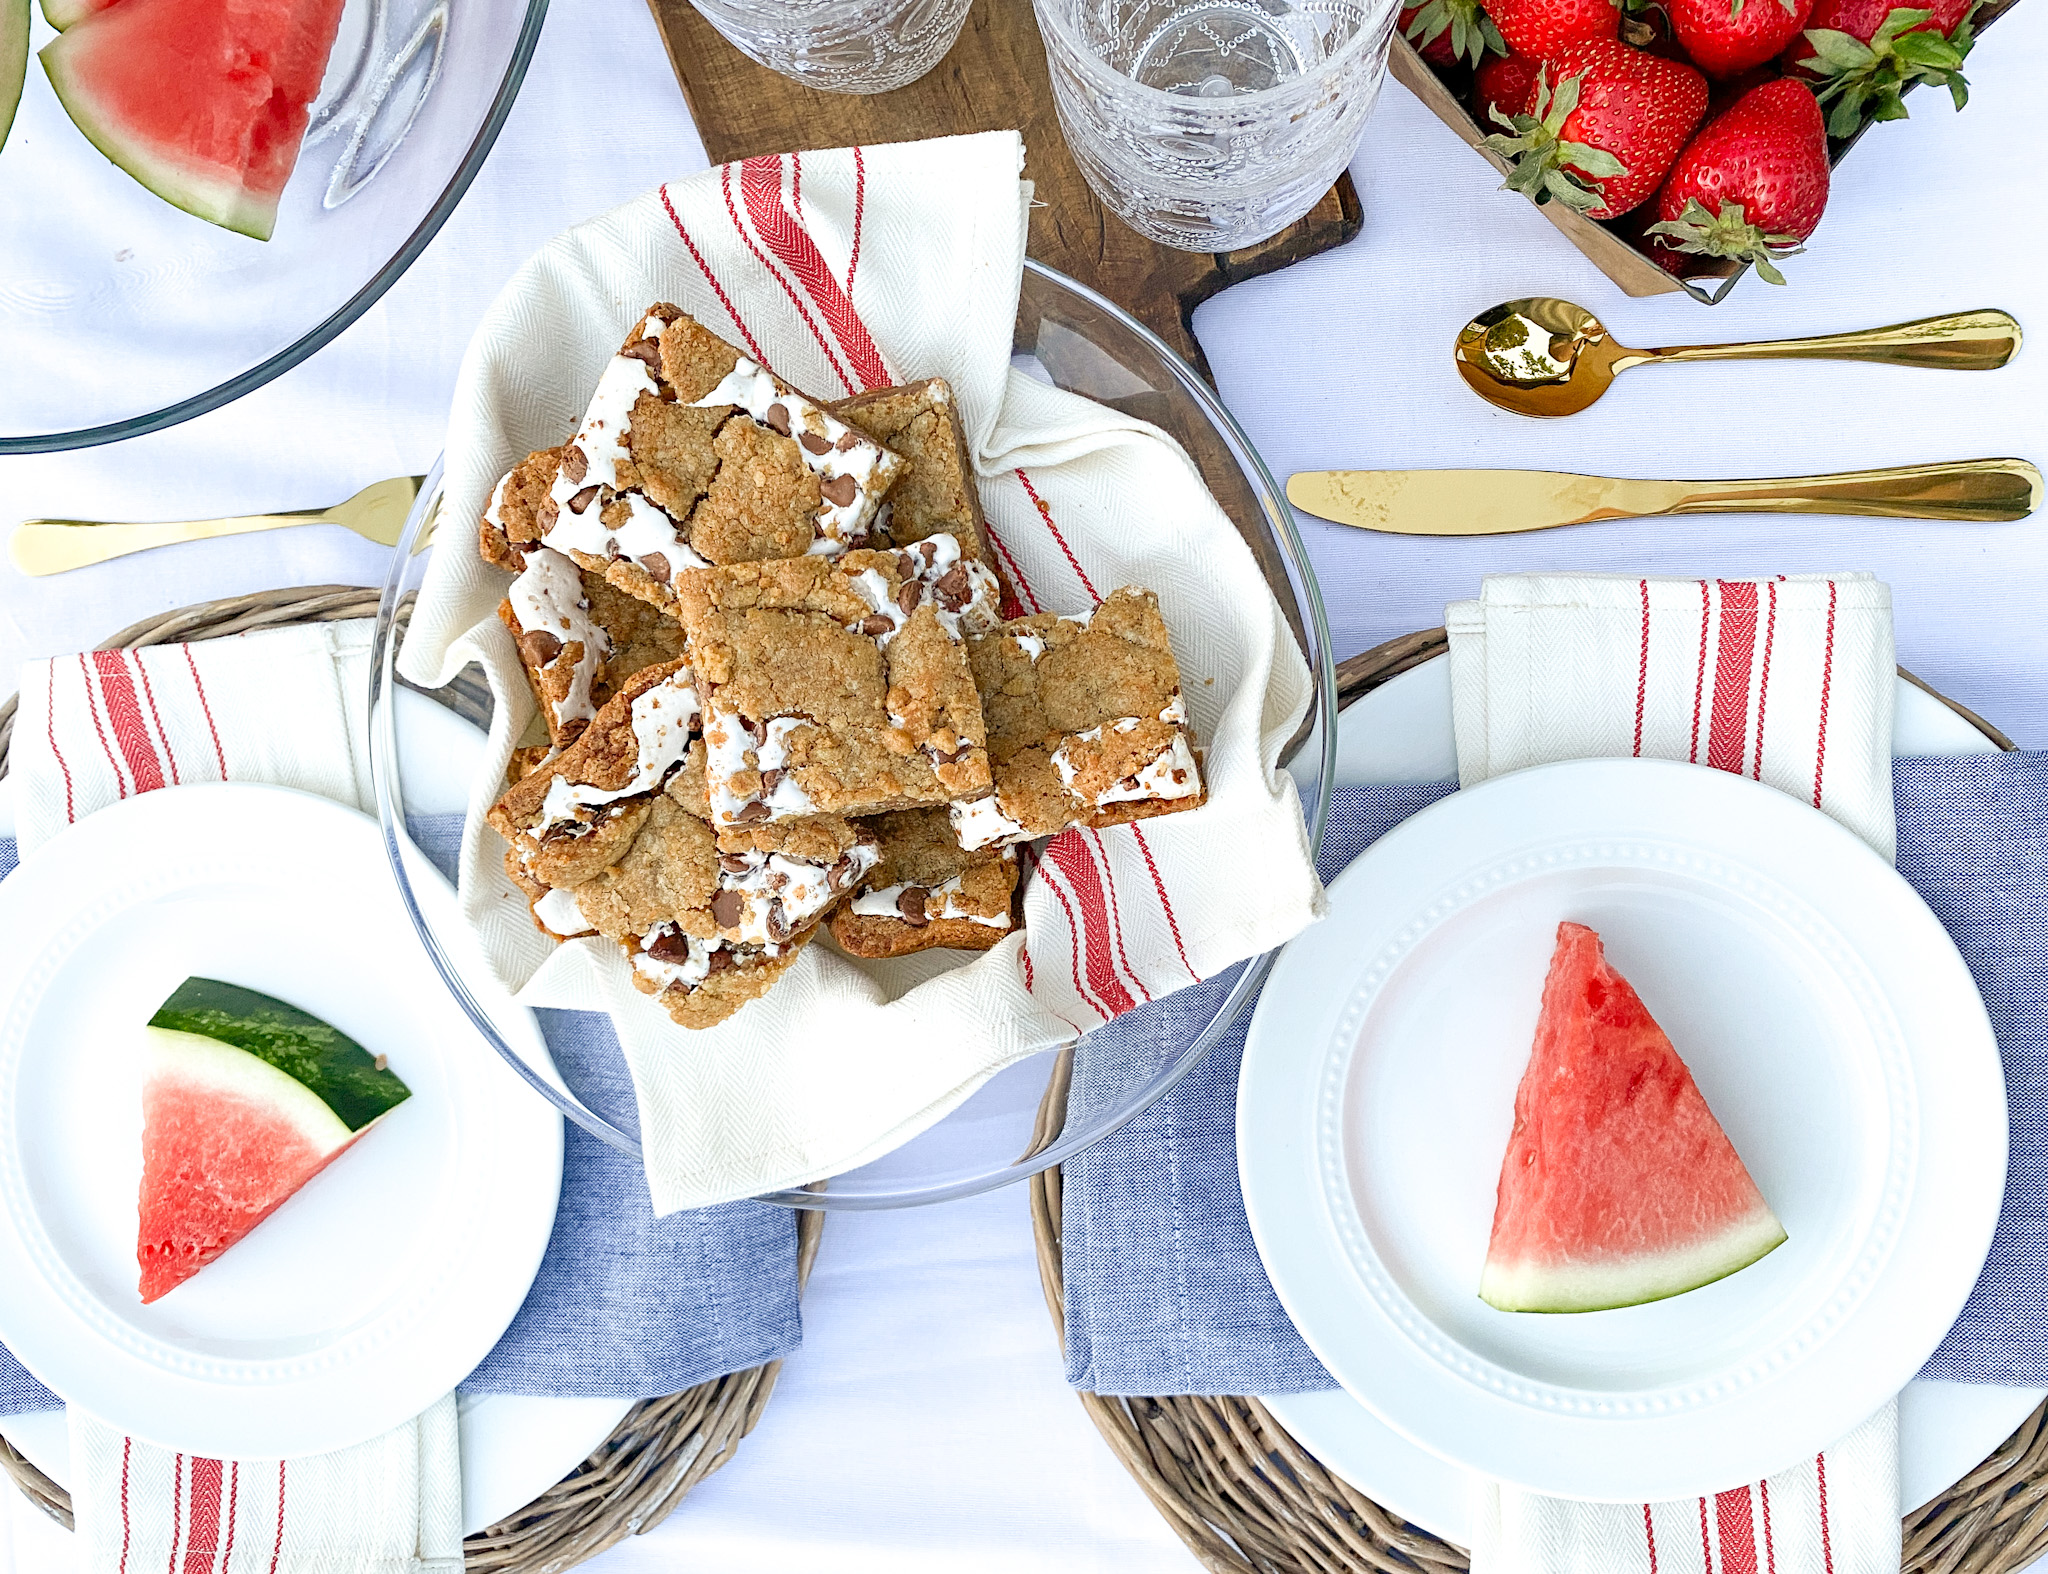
(1454, 298, 2022, 419)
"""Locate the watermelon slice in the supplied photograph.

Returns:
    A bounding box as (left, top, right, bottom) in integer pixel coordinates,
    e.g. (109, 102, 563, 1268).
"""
(138, 978, 409, 1304)
(39, 0, 346, 240)
(39, 0, 113, 33)
(1, 0, 26, 155)
(1480, 923, 1786, 1314)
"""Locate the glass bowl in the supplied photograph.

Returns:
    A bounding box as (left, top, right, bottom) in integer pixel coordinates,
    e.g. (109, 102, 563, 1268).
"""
(0, 0, 548, 452)
(368, 256, 1337, 1210)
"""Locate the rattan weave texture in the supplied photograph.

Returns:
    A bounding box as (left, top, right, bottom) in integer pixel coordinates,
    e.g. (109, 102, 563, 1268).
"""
(0, 585, 824, 1571)
(1027, 626, 2048, 1574)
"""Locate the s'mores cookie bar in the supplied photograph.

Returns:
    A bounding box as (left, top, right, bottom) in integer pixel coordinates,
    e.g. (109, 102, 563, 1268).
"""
(833, 379, 999, 573)
(498, 546, 611, 747)
(674, 535, 1003, 828)
(952, 587, 1205, 850)
(829, 808, 1019, 959)
(479, 445, 564, 570)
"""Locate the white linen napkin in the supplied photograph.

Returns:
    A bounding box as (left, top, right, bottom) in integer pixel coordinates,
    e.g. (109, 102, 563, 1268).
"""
(1449, 572, 1899, 1574)
(11, 622, 461, 1573)
(397, 131, 1322, 1213)
(70, 1400, 461, 1574)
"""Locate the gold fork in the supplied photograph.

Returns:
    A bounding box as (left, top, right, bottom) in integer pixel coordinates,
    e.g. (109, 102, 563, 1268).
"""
(9, 476, 432, 576)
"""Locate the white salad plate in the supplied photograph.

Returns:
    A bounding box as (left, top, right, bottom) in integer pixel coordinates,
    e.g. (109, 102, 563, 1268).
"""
(0, 781, 565, 1461)
(0, 689, 629, 1533)
(1253, 659, 2011, 1505)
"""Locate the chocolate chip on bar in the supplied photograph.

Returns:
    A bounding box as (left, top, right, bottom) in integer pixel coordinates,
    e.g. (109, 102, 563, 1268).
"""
(828, 808, 1019, 960)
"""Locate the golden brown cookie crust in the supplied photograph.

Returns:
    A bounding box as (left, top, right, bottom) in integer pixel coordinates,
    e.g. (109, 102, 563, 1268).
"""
(479, 446, 564, 569)
(827, 808, 1018, 959)
(834, 380, 999, 576)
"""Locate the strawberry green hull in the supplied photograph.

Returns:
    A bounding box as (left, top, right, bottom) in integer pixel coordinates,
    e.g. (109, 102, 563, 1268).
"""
(1481, 922, 1786, 1314)
(0, 0, 26, 155)
(40, 0, 346, 240)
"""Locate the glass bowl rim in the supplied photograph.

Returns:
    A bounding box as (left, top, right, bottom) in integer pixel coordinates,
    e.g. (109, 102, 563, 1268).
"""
(367, 253, 1338, 1210)
(0, 0, 553, 457)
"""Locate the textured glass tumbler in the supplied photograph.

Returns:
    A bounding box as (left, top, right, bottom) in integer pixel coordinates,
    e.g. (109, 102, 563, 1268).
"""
(688, 0, 973, 93)
(1035, 0, 1400, 251)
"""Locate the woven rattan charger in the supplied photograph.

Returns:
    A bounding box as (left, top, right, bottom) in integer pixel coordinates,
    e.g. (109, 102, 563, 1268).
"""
(1027, 627, 2048, 1574)
(0, 585, 823, 1573)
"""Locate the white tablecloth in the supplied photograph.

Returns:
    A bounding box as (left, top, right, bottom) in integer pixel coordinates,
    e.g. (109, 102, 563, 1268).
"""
(1, 0, 2043, 1563)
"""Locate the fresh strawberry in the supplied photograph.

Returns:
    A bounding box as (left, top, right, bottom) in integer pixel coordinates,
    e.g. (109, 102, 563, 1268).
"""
(1669, 0, 1815, 76)
(1483, 40, 1709, 219)
(1788, 0, 1977, 135)
(1474, 51, 1547, 126)
(1647, 78, 1830, 282)
(1488, 0, 1620, 62)
(1403, 0, 1507, 66)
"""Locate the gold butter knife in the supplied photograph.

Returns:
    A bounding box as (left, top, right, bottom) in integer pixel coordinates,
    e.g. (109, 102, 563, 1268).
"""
(1287, 459, 2042, 536)
(9, 476, 430, 576)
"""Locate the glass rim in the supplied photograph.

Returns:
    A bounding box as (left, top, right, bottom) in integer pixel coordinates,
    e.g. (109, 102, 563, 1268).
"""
(0, 0, 551, 457)
(1031, 0, 1390, 111)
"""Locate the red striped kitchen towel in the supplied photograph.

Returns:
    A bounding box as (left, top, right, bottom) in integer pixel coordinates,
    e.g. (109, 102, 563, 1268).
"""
(1450, 573, 1899, 1574)
(70, 1399, 460, 1574)
(399, 132, 1321, 1212)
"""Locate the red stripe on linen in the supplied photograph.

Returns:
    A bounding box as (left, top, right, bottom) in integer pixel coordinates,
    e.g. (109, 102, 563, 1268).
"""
(222, 1463, 239, 1574)
(1706, 582, 1759, 775)
(182, 649, 229, 781)
(1643, 1504, 1661, 1574)
(1715, 1488, 1759, 1574)
(1044, 832, 1139, 1017)
(80, 653, 130, 799)
(134, 652, 182, 786)
(119, 1437, 132, 1574)
(1690, 580, 1711, 764)
(730, 160, 857, 395)
(267, 1462, 286, 1574)
(847, 146, 867, 296)
(164, 1454, 184, 1574)
(1013, 469, 1100, 603)
(1813, 582, 1837, 809)
(771, 152, 891, 391)
(1085, 828, 1152, 1005)
(1020, 942, 1033, 989)
(92, 650, 167, 795)
(1128, 824, 1198, 982)
(46, 664, 76, 824)
(1698, 1498, 1714, 1573)
(181, 1458, 223, 1574)
(982, 522, 1039, 616)
(1633, 578, 1650, 757)
(1817, 1453, 1836, 1574)
(659, 183, 773, 370)
(1034, 852, 1115, 1021)
(1752, 580, 1778, 780)
(1760, 1480, 1777, 1574)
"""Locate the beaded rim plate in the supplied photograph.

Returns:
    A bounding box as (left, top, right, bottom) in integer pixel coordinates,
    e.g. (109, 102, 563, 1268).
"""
(1239, 757, 2007, 1502)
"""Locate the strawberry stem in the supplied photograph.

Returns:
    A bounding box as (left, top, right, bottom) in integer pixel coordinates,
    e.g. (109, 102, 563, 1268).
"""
(1404, 0, 1509, 65)
(1481, 67, 1629, 216)
(1801, 0, 1976, 137)
(1645, 197, 1806, 284)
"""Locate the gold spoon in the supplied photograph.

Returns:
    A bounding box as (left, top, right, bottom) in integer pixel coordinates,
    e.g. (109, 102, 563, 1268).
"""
(1455, 300, 2022, 418)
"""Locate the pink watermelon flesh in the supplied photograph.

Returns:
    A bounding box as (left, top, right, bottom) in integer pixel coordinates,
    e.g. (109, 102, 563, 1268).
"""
(1480, 922, 1787, 1314)
(40, 0, 346, 240)
(137, 1055, 357, 1304)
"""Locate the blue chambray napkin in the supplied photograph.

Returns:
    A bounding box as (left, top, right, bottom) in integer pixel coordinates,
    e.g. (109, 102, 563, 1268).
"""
(0, 815, 801, 1416)
(1063, 758, 2048, 1395)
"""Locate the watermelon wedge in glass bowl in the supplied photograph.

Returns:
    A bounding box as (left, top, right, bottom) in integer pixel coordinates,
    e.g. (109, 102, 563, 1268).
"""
(0, 0, 546, 452)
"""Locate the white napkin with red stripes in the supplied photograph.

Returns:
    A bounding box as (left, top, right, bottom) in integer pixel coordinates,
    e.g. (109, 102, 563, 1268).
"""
(397, 131, 1321, 1213)
(10, 622, 461, 1573)
(1449, 571, 1899, 1574)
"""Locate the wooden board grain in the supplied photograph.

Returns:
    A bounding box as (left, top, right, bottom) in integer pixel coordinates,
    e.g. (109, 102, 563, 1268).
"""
(645, 0, 1362, 384)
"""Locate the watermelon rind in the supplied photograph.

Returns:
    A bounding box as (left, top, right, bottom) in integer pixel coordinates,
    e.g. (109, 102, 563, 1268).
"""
(1479, 1204, 1789, 1314)
(38, 0, 99, 31)
(149, 977, 410, 1131)
(0, 0, 26, 156)
(142, 1026, 354, 1156)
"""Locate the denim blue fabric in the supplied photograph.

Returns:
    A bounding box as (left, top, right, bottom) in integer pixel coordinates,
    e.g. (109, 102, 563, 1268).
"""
(0, 816, 801, 1415)
(1064, 759, 2048, 1396)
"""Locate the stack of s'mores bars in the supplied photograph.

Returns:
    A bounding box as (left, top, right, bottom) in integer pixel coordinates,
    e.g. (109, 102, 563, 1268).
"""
(480, 304, 1208, 1028)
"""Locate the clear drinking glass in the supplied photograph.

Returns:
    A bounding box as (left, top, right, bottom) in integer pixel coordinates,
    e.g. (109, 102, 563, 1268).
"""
(687, 0, 974, 93)
(1035, 0, 1401, 251)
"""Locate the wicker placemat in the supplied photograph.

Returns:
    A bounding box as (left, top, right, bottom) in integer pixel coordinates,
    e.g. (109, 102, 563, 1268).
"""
(1028, 627, 2048, 1574)
(0, 585, 823, 1571)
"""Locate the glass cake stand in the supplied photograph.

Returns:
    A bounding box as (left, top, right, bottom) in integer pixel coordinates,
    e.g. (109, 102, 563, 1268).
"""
(367, 257, 1337, 1210)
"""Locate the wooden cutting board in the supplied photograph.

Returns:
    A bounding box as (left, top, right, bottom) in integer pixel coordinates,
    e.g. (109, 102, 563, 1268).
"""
(643, 0, 1361, 385)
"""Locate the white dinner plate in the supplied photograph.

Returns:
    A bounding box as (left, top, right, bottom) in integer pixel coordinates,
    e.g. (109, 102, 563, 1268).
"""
(1242, 751, 2008, 1502)
(0, 782, 565, 1460)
